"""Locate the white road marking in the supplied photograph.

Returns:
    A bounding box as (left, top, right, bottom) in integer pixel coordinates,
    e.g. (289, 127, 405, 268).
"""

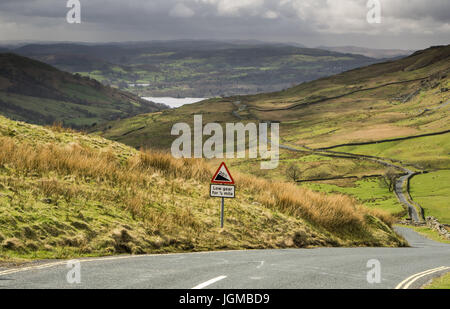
(192, 275, 227, 289)
(395, 266, 446, 289)
(257, 261, 265, 269)
(0, 261, 67, 276)
(395, 266, 450, 289)
(402, 267, 450, 289)
(0, 249, 244, 277)
(0, 255, 147, 277)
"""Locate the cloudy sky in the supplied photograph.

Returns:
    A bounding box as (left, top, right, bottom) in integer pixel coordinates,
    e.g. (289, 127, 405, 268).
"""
(0, 0, 448, 50)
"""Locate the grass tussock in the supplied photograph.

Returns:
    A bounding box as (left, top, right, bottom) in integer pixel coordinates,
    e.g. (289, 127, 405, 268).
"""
(133, 149, 210, 181)
(46, 122, 80, 134)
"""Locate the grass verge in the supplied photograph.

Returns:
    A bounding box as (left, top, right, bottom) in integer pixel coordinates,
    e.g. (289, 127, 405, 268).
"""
(424, 272, 450, 289)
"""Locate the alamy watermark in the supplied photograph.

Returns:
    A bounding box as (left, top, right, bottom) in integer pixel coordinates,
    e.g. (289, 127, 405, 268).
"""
(64, 1, 380, 26)
(367, 0, 381, 24)
(366, 259, 381, 284)
(66, 259, 81, 284)
(171, 115, 279, 169)
(66, 0, 81, 24)
(65, 1, 380, 25)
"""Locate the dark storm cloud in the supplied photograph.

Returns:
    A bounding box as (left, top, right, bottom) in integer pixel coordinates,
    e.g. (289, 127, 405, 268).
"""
(0, 0, 448, 49)
(383, 0, 450, 23)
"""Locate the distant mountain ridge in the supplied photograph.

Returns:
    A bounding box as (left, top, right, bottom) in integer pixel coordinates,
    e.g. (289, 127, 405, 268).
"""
(0, 53, 167, 128)
(317, 45, 414, 59)
(10, 40, 383, 97)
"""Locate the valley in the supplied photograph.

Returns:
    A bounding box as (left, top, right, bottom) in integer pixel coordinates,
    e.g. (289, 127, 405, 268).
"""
(0, 44, 449, 263)
(10, 41, 383, 98)
(96, 45, 450, 227)
(1, 0, 449, 292)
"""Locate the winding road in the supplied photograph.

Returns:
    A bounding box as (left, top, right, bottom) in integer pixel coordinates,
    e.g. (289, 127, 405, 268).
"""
(0, 102, 447, 289)
(232, 100, 427, 222)
(0, 227, 448, 289)
(309, 146, 424, 223)
(395, 172, 420, 222)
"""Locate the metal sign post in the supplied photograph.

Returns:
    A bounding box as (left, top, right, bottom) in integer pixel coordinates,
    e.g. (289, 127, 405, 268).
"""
(210, 162, 235, 228)
(221, 197, 225, 228)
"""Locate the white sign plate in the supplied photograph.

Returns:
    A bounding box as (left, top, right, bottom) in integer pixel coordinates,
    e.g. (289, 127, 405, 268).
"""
(210, 184, 235, 198)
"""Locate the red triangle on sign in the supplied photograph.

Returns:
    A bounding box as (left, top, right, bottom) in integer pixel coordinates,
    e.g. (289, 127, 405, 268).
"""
(211, 162, 235, 184)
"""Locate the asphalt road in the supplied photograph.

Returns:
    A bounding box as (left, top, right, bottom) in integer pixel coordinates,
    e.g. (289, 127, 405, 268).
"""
(395, 171, 420, 222)
(0, 227, 448, 289)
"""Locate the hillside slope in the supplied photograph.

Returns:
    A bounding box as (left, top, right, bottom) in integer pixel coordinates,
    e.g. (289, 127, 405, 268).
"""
(0, 53, 166, 128)
(98, 45, 450, 150)
(96, 45, 449, 223)
(317, 46, 413, 59)
(0, 115, 404, 261)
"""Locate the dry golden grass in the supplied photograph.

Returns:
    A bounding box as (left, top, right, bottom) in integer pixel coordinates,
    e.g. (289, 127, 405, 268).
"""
(46, 121, 80, 134)
(134, 149, 210, 181)
(235, 173, 394, 233)
(0, 136, 393, 235)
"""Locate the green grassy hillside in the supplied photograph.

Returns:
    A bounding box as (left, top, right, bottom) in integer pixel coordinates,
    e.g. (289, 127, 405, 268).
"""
(97, 46, 450, 147)
(0, 115, 405, 261)
(410, 170, 450, 224)
(96, 45, 449, 222)
(0, 53, 166, 128)
(425, 272, 450, 289)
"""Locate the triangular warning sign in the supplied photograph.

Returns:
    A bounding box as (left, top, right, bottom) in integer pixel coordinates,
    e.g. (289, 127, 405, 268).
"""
(211, 162, 235, 184)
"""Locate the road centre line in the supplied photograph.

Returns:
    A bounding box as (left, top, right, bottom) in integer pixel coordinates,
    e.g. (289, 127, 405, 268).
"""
(192, 275, 227, 289)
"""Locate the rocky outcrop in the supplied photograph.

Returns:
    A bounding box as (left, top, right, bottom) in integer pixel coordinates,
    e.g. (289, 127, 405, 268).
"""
(426, 217, 450, 240)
